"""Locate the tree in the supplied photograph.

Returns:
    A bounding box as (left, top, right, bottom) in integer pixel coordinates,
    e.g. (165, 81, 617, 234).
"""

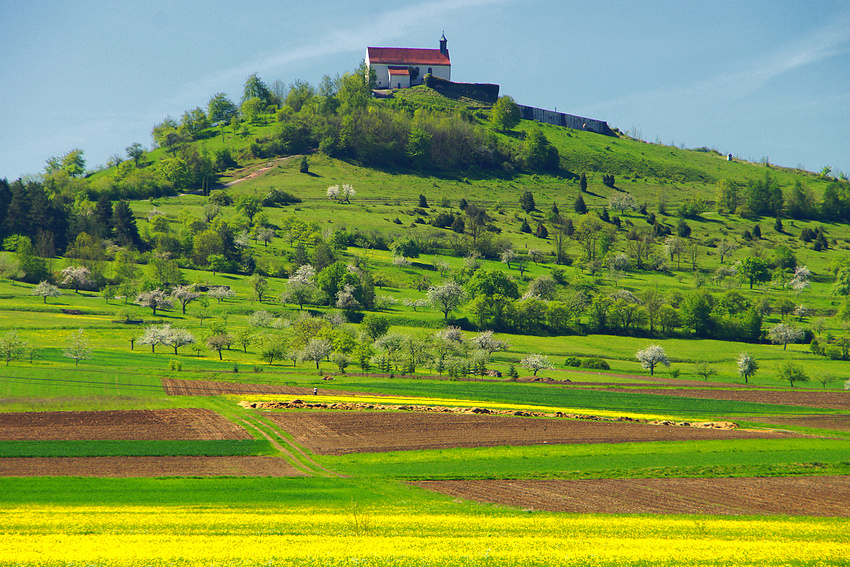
(330, 352, 351, 374)
(490, 95, 521, 132)
(112, 200, 142, 249)
(259, 334, 287, 365)
(520, 353, 553, 377)
(242, 73, 274, 106)
(524, 128, 559, 170)
(635, 344, 670, 376)
(768, 323, 803, 350)
(209, 286, 235, 303)
(126, 143, 145, 167)
(336, 284, 362, 313)
(327, 184, 356, 203)
(608, 192, 638, 214)
(778, 361, 809, 387)
(740, 256, 770, 289)
(171, 285, 200, 315)
(580, 172, 588, 193)
(206, 333, 233, 360)
(282, 265, 317, 310)
(208, 92, 238, 125)
(233, 328, 254, 354)
(62, 328, 93, 366)
(60, 266, 93, 293)
(427, 281, 466, 320)
(717, 238, 739, 265)
(470, 330, 509, 359)
(0, 331, 27, 366)
(235, 194, 263, 226)
(48, 148, 86, 177)
(573, 193, 587, 215)
(137, 325, 169, 353)
(500, 248, 517, 269)
(162, 325, 195, 355)
(135, 289, 173, 315)
(693, 361, 717, 382)
(249, 273, 269, 303)
(31, 281, 62, 303)
(361, 314, 390, 341)
(519, 191, 536, 213)
(300, 338, 333, 370)
(737, 353, 758, 383)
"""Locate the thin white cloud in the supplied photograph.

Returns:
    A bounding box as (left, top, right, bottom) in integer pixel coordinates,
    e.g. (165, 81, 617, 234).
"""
(170, 0, 511, 106)
(579, 12, 850, 116)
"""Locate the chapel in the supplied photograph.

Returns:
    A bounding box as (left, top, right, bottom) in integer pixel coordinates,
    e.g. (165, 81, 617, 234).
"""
(366, 34, 451, 89)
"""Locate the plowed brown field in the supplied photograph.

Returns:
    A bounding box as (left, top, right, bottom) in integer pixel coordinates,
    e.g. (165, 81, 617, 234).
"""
(0, 409, 251, 441)
(741, 414, 850, 432)
(265, 411, 795, 455)
(162, 378, 363, 397)
(0, 456, 305, 477)
(414, 477, 850, 516)
(591, 387, 850, 411)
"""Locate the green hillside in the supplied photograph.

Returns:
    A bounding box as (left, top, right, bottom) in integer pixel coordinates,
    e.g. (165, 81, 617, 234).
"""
(3, 76, 850, 385)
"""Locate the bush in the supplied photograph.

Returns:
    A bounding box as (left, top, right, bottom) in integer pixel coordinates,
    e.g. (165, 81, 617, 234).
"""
(826, 345, 843, 360)
(564, 357, 581, 367)
(580, 358, 610, 370)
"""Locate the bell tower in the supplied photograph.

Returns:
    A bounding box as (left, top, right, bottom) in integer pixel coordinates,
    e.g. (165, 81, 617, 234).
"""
(439, 32, 448, 56)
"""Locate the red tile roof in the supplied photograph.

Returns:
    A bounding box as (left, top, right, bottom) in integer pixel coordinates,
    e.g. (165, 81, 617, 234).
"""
(367, 47, 450, 66)
(388, 66, 410, 76)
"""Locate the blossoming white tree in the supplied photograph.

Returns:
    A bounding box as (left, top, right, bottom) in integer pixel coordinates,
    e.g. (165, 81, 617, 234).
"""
(427, 281, 466, 320)
(137, 325, 170, 353)
(327, 183, 355, 203)
(31, 281, 62, 304)
(520, 353, 554, 376)
(135, 289, 173, 315)
(470, 330, 509, 359)
(161, 325, 196, 355)
(767, 323, 804, 350)
(635, 344, 670, 376)
(60, 266, 93, 293)
(63, 328, 93, 366)
(208, 286, 235, 303)
(171, 284, 200, 314)
(282, 265, 317, 310)
(737, 352, 758, 384)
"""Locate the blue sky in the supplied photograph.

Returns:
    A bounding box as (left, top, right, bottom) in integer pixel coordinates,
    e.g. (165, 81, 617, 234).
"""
(2, 0, 849, 180)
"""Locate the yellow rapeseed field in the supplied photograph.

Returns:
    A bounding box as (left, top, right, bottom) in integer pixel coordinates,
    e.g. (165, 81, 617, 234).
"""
(1, 505, 847, 566)
(236, 394, 674, 421)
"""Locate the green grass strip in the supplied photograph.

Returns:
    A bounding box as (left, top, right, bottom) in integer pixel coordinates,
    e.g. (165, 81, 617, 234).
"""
(0, 439, 275, 458)
(320, 438, 850, 479)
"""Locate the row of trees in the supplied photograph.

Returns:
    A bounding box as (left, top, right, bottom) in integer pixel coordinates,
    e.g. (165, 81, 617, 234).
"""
(716, 173, 850, 223)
